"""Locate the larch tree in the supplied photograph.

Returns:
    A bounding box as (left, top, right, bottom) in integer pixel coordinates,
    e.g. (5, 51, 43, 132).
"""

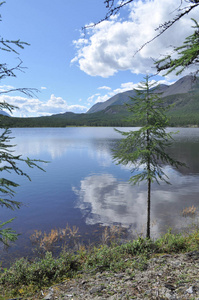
(155, 18, 199, 76)
(0, 1, 45, 246)
(113, 76, 185, 238)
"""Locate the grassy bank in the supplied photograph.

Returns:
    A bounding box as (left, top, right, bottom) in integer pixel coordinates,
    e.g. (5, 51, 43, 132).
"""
(1, 228, 199, 299)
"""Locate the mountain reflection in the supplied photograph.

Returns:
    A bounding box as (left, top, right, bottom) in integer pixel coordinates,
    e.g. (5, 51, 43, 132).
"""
(12, 128, 118, 162)
(73, 169, 199, 237)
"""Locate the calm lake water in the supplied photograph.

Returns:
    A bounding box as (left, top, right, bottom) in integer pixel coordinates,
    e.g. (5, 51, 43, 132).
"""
(1, 127, 199, 264)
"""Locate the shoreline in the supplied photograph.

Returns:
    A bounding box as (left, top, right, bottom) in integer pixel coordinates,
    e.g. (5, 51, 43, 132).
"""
(1, 229, 199, 299)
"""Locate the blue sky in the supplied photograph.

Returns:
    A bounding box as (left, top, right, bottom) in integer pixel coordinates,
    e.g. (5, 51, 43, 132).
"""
(1, 0, 199, 117)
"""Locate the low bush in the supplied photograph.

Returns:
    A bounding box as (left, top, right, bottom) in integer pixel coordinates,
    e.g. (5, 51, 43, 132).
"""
(1, 228, 199, 299)
(0, 251, 78, 288)
(155, 229, 188, 253)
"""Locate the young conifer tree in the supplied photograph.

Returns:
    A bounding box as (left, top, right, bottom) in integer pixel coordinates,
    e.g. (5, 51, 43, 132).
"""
(113, 75, 185, 238)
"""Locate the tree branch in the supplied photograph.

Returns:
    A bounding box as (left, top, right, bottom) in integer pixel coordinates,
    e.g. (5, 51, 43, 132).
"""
(83, 0, 199, 59)
(83, 0, 133, 30)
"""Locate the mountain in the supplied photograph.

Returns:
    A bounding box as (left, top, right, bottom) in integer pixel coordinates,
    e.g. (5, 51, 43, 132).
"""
(87, 90, 137, 113)
(0, 110, 10, 117)
(87, 75, 199, 114)
(1, 75, 199, 127)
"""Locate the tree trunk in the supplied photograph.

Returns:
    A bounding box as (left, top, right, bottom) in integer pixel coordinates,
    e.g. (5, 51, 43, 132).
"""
(146, 177, 151, 239)
(146, 116, 151, 239)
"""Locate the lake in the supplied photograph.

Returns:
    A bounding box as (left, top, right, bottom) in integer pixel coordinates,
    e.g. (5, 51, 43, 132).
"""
(1, 127, 199, 265)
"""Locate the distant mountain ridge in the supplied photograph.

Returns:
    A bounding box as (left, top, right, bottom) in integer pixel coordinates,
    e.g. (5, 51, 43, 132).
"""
(1, 75, 199, 127)
(0, 110, 10, 117)
(87, 75, 199, 114)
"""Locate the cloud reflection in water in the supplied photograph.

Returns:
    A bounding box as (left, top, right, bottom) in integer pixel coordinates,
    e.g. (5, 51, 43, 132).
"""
(73, 168, 199, 237)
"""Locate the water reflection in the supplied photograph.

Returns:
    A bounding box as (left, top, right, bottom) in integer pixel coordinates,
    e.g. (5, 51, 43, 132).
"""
(88, 143, 114, 167)
(11, 127, 199, 173)
(73, 167, 199, 237)
(1, 127, 199, 265)
(11, 127, 121, 160)
(73, 174, 147, 228)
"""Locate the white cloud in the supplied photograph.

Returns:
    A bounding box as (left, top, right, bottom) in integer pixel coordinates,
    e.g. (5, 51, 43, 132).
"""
(0, 94, 88, 117)
(72, 0, 199, 78)
(41, 86, 47, 90)
(86, 78, 174, 105)
(92, 94, 110, 104)
(98, 86, 112, 90)
(0, 85, 15, 92)
(86, 93, 101, 103)
(112, 81, 140, 95)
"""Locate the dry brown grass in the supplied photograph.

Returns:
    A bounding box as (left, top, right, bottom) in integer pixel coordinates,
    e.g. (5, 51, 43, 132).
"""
(182, 205, 197, 217)
(101, 225, 126, 245)
(30, 224, 80, 255)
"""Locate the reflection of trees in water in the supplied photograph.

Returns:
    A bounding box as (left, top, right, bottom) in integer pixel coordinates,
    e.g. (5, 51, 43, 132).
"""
(167, 141, 199, 175)
(11, 128, 199, 237)
(91, 136, 199, 175)
(73, 171, 199, 238)
(12, 128, 199, 175)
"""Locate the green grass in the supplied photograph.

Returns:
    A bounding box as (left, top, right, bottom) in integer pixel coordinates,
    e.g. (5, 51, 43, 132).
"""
(1, 229, 199, 299)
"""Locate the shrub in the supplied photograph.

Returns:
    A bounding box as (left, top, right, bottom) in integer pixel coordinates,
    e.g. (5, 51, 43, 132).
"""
(0, 251, 79, 287)
(155, 229, 188, 253)
(120, 237, 156, 256)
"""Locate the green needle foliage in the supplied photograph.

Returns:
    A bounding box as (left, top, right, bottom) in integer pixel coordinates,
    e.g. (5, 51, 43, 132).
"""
(113, 75, 185, 239)
(0, 1, 45, 245)
(0, 126, 45, 245)
(156, 18, 199, 76)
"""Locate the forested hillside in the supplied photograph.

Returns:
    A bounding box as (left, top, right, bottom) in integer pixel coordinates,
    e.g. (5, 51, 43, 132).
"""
(1, 75, 199, 127)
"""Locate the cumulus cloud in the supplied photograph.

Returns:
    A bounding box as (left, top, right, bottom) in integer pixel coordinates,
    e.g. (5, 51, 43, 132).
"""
(72, 0, 199, 78)
(0, 93, 88, 117)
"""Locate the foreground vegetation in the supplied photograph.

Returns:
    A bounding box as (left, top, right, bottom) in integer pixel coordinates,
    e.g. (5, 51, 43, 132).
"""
(1, 227, 199, 299)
